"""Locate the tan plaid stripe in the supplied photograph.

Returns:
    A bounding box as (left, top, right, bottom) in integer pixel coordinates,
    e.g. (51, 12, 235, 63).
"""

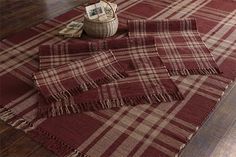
(86, 107, 183, 157)
(170, 0, 211, 19)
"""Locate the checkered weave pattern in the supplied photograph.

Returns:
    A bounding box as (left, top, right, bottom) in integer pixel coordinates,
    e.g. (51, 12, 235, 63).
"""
(1, 0, 235, 157)
(33, 50, 127, 103)
(38, 37, 183, 117)
(39, 37, 162, 71)
(128, 18, 222, 76)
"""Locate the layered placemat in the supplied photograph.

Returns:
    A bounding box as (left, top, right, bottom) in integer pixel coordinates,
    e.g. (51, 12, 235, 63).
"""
(128, 18, 222, 76)
(34, 50, 127, 103)
(1, 0, 235, 157)
(38, 37, 183, 117)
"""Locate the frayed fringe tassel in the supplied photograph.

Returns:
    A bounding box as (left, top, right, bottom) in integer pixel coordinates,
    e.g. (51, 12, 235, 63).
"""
(169, 67, 222, 76)
(66, 149, 90, 157)
(0, 107, 33, 131)
(39, 91, 184, 118)
(47, 71, 128, 102)
(0, 108, 89, 157)
(0, 109, 15, 121)
(29, 127, 89, 157)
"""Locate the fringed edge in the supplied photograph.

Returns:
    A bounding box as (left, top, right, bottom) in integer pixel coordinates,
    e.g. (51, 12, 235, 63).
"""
(28, 127, 90, 157)
(169, 67, 222, 76)
(66, 149, 90, 157)
(39, 90, 184, 118)
(0, 107, 33, 131)
(0, 107, 89, 157)
(47, 71, 128, 102)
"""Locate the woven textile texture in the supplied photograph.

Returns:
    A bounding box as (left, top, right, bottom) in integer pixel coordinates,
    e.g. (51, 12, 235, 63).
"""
(34, 50, 127, 103)
(38, 37, 183, 118)
(128, 18, 222, 76)
(0, 0, 235, 157)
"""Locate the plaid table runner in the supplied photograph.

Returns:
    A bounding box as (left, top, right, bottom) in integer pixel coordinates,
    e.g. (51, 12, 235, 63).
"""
(38, 37, 183, 117)
(128, 18, 222, 76)
(39, 37, 162, 70)
(33, 50, 127, 103)
(1, 0, 235, 157)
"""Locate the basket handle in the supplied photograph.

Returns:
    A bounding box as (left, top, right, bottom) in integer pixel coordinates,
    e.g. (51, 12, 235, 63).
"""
(102, 0, 116, 19)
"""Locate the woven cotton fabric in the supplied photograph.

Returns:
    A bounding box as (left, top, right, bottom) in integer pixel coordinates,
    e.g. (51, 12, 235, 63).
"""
(1, 1, 235, 157)
(38, 37, 183, 117)
(33, 50, 127, 103)
(128, 18, 222, 76)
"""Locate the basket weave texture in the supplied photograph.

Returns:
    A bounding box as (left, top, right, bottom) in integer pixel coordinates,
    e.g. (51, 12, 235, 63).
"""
(83, 1, 118, 38)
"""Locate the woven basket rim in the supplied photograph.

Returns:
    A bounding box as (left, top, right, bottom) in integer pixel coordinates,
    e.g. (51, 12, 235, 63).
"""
(84, 14, 117, 23)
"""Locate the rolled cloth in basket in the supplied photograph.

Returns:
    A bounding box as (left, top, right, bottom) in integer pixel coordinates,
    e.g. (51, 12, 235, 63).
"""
(38, 37, 184, 117)
(128, 18, 222, 76)
(33, 50, 127, 103)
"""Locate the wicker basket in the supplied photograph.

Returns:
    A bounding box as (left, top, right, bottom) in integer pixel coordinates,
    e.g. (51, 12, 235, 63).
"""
(83, 1, 118, 38)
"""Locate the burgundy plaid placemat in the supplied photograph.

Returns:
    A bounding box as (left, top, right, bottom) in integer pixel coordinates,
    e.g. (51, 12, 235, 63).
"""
(39, 68, 183, 117)
(38, 37, 183, 117)
(128, 18, 222, 76)
(33, 50, 127, 103)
